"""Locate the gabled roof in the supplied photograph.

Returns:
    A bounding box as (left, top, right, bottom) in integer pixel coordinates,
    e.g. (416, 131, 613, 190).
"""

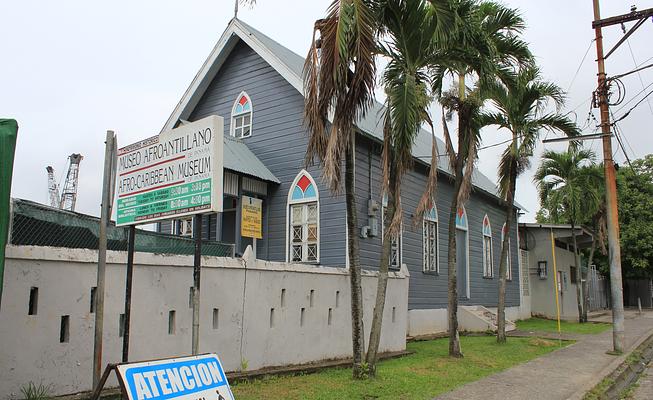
(163, 18, 515, 207)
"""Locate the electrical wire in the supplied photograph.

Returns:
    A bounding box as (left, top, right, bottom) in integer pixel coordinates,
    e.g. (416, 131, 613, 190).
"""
(626, 40, 653, 116)
(566, 39, 596, 93)
(612, 87, 653, 124)
(613, 80, 653, 114)
(610, 109, 637, 163)
(610, 61, 653, 81)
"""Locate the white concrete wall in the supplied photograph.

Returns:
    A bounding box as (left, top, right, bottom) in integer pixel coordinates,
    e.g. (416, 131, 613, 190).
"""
(0, 245, 408, 399)
(526, 230, 581, 321)
(407, 306, 521, 337)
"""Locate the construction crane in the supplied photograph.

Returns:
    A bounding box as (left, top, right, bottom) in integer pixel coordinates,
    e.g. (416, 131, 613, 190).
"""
(46, 166, 60, 208)
(46, 153, 83, 211)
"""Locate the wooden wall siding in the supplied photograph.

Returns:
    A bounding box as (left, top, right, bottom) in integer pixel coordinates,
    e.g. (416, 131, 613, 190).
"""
(354, 136, 519, 309)
(188, 41, 346, 265)
(161, 39, 519, 310)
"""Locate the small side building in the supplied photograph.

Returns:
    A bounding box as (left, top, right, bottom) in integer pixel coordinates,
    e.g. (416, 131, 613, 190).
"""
(519, 223, 596, 321)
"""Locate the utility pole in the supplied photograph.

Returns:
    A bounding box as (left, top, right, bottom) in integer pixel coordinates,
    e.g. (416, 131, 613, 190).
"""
(590, 2, 653, 353)
(93, 130, 117, 388)
(191, 214, 203, 355)
(592, 0, 625, 354)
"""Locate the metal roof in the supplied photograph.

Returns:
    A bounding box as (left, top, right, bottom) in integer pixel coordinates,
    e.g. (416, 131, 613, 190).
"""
(166, 18, 517, 206)
(519, 223, 594, 247)
(223, 136, 280, 183)
(236, 20, 515, 206)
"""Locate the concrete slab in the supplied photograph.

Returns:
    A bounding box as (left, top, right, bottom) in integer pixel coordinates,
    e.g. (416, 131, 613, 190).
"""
(632, 362, 653, 400)
(435, 310, 653, 400)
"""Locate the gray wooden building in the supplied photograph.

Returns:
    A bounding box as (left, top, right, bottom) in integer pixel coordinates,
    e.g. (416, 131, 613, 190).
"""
(157, 19, 527, 333)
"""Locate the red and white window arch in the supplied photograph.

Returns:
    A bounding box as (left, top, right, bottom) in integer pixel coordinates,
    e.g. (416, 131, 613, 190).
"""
(287, 170, 319, 263)
(482, 215, 494, 278)
(231, 91, 252, 138)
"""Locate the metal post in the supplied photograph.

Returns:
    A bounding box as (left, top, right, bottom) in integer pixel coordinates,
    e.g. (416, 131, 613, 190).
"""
(122, 225, 136, 362)
(550, 229, 562, 344)
(592, 0, 626, 353)
(191, 215, 202, 355)
(93, 130, 116, 388)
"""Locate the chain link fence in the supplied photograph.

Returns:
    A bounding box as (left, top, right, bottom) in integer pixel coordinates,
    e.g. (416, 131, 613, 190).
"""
(9, 198, 234, 257)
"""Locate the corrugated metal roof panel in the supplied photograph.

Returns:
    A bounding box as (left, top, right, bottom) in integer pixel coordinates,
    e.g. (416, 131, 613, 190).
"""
(223, 136, 280, 183)
(226, 20, 516, 206)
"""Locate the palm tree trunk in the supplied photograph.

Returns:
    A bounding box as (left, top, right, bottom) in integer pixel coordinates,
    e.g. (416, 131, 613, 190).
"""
(571, 222, 584, 323)
(345, 136, 365, 379)
(447, 78, 466, 358)
(365, 158, 398, 376)
(497, 169, 517, 343)
(447, 168, 464, 357)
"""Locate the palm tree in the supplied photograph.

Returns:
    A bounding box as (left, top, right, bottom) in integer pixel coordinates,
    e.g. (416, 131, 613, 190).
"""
(534, 147, 603, 323)
(482, 66, 579, 342)
(364, 0, 454, 376)
(429, 0, 531, 357)
(303, 0, 377, 379)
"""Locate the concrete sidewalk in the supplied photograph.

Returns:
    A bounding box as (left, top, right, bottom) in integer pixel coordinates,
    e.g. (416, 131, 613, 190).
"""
(435, 310, 653, 400)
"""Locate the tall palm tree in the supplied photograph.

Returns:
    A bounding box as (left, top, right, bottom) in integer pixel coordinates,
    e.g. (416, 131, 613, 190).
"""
(303, 0, 377, 379)
(364, 0, 454, 376)
(535, 147, 603, 323)
(482, 66, 579, 342)
(429, 0, 531, 357)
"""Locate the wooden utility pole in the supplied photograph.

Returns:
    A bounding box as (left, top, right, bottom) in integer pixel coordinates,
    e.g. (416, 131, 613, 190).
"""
(93, 130, 117, 387)
(592, 0, 625, 354)
(590, 2, 653, 353)
(122, 225, 136, 362)
(191, 215, 202, 355)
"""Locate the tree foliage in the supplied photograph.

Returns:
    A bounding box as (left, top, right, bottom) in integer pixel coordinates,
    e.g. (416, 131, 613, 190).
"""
(616, 155, 653, 277)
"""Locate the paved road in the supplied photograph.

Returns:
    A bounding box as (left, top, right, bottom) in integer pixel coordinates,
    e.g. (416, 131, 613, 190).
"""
(630, 361, 653, 399)
(435, 310, 653, 400)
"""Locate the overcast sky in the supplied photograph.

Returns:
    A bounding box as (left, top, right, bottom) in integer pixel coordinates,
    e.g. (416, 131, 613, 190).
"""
(2, 0, 652, 221)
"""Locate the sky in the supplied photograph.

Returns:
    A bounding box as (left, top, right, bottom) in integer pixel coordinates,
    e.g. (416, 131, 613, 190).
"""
(2, 0, 652, 222)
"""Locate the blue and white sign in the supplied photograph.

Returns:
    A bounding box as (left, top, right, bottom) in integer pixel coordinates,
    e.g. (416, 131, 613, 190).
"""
(116, 354, 234, 400)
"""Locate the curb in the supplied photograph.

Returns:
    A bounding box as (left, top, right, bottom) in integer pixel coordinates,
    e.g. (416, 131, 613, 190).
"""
(568, 328, 653, 400)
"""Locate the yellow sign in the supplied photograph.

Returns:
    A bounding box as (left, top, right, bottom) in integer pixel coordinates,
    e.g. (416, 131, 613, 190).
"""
(241, 196, 262, 239)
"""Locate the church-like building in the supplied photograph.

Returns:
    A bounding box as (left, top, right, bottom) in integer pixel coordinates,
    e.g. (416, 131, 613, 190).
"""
(157, 18, 529, 334)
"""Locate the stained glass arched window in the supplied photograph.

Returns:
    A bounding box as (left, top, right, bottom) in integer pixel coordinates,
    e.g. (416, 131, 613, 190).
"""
(482, 215, 493, 277)
(231, 91, 252, 138)
(288, 170, 319, 263)
(423, 203, 438, 273)
(455, 206, 468, 230)
(501, 223, 512, 280)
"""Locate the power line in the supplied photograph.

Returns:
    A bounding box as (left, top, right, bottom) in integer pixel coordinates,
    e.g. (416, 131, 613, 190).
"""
(611, 61, 653, 80)
(626, 40, 653, 116)
(612, 87, 653, 124)
(613, 80, 653, 114)
(567, 39, 596, 92)
(610, 110, 637, 160)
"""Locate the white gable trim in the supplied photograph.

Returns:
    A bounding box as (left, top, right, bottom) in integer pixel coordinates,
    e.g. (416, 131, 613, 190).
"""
(161, 19, 303, 133)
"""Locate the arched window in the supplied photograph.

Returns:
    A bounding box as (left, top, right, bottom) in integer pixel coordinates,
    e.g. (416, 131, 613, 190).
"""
(287, 170, 319, 263)
(482, 215, 493, 278)
(455, 206, 468, 230)
(231, 91, 252, 138)
(382, 193, 401, 269)
(423, 203, 439, 273)
(502, 223, 512, 280)
(455, 206, 470, 298)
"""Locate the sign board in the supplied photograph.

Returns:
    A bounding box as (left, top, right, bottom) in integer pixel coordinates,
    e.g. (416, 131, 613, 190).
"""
(116, 354, 234, 400)
(115, 116, 224, 226)
(240, 196, 262, 239)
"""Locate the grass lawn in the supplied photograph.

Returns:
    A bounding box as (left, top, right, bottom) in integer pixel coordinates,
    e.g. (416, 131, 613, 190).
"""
(230, 335, 564, 400)
(516, 317, 611, 335)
